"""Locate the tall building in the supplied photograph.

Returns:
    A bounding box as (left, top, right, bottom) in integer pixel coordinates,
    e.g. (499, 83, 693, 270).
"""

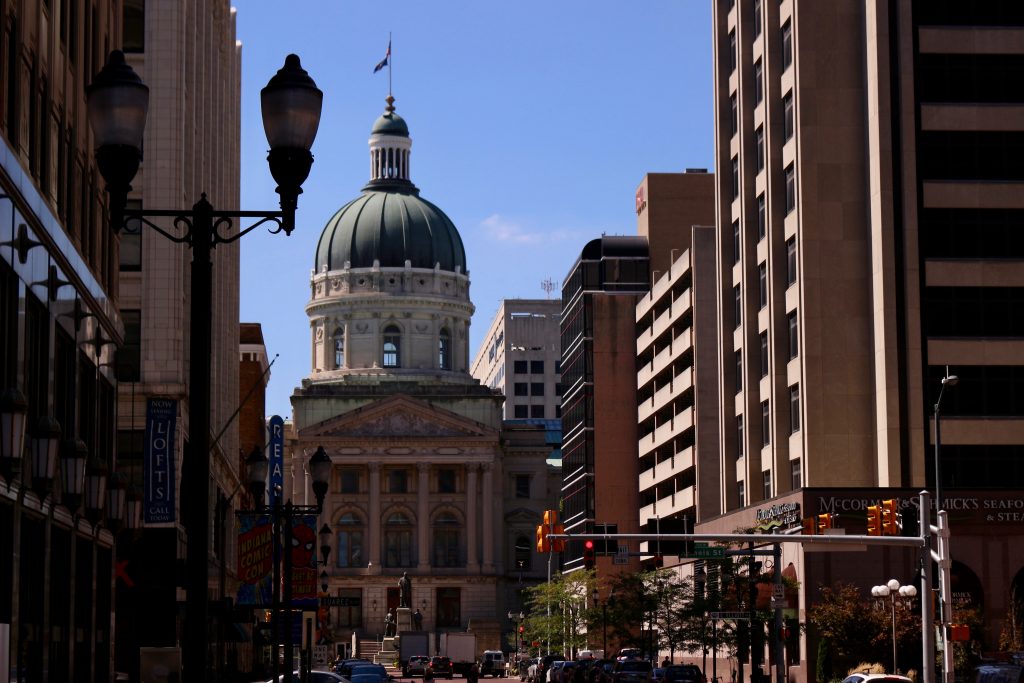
(285, 97, 557, 652)
(701, 0, 1024, 679)
(471, 298, 562, 422)
(0, 2, 123, 681)
(560, 236, 650, 573)
(113, 1, 242, 678)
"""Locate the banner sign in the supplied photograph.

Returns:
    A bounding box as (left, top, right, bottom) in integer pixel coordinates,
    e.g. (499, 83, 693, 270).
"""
(290, 515, 319, 609)
(143, 398, 178, 524)
(268, 415, 284, 506)
(236, 513, 275, 606)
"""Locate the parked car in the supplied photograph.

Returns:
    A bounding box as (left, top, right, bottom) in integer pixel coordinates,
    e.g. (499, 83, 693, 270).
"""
(663, 665, 705, 683)
(593, 660, 616, 683)
(974, 664, 1024, 683)
(616, 650, 641, 662)
(651, 669, 665, 683)
(353, 674, 390, 683)
(611, 660, 653, 683)
(430, 656, 454, 679)
(267, 673, 348, 683)
(350, 663, 390, 683)
(841, 675, 912, 683)
(336, 658, 373, 676)
(556, 661, 578, 683)
(405, 656, 432, 678)
(539, 655, 567, 683)
(548, 661, 568, 683)
(481, 651, 506, 678)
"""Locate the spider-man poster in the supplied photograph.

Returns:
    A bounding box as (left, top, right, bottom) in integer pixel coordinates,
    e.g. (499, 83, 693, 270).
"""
(289, 515, 319, 609)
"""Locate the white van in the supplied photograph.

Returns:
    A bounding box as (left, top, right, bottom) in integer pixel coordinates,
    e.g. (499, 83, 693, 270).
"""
(481, 650, 505, 678)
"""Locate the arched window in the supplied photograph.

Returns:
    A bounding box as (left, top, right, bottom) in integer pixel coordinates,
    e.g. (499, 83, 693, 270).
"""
(335, 512, 364, 568)
(433, 512, 462, 568)
(514, 535, 532, 570)
(383, 325, 401, 368)
(438, 328, 451, 370)
(384, 511, 414, 567)
(333, 327, 345, 369)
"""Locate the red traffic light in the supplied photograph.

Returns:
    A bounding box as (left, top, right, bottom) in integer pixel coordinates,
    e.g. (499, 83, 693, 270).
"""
(583, 539, 596, 570)
(519, 626, 525, 633)
(584, 540, 594, 550)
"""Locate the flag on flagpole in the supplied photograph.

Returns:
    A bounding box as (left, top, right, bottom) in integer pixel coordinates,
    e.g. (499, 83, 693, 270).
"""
(373, 41, 391, 73)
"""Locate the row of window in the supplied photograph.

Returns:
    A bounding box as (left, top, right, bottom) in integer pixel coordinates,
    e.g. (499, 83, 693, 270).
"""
(513, 360, 548, 375)
(335, 469, 534, 499)
(737, 457, 803, 509)
(326, 586, 464, 629)
(735, 383, 801, 459)
(327, 325, 452, 370)
(512, 404, 557, 419)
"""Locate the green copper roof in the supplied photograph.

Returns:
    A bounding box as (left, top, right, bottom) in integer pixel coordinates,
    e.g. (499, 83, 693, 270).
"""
(371, 112, 409, 137)
(315, 188, 466, 272)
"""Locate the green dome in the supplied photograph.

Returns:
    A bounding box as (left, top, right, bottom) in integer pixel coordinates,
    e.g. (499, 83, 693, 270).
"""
(371, 112, 409, 137)
(315, 187, 467, 272)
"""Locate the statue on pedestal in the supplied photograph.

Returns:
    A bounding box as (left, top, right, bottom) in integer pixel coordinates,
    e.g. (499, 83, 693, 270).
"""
(398, 571, 412, 608)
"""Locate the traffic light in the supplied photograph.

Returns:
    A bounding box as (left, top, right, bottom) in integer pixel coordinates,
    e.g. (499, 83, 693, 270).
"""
(817, 513, 834, 533)
(881, 499, 901, 536)
(536, 524, 550, 553)
(552, 524, 566, 552)
(801, 517, 816, 535)
(867, 504, 882, 536)
(583, 539, 595, 570)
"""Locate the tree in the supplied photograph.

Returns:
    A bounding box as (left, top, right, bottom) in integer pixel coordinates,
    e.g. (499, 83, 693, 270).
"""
(522, 569, 598, 657)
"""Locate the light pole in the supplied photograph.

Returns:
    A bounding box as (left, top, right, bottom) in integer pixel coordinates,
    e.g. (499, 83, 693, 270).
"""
(933, 368, 958, 512)
(591, 589, 609, 656)
(871, 580, 917, 674)
(508, 610, 524, 658)
(86, 50, 322, 681)
(247, 444, 331, 683)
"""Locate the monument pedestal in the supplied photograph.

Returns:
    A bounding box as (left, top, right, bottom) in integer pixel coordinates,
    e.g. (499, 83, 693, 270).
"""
(396, 607, 412, 633)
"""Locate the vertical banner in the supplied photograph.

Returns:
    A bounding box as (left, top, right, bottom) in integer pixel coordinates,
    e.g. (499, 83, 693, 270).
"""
(268, 415, 284, 506)
(236, 513, 274, 605)
(144, 398, 178, 524)
(290, 515, 319, 609)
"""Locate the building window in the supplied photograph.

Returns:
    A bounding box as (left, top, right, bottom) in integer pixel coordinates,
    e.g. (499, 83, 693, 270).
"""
(761, 400, 771, 446)
(0, 261, 16, 388)
(116, 309, 142, 382)
(789, 384, 801, 433)
(762, 470, 772, 499)
(735, 350, 743, 394)
(791, 458, 802, 490)
(122, 0, 145, 52)
(514, 405, 528, 418)
(788, 312, 799, 359)
(757, 194, 766, 241)
(786, 237, 797, 286)
(785, 164, 796, 214)
(530, 382, 544, 396)
(783, 92, 794, 141)
(336, 588, 363, 628)
(439, 328, 451, 370)
(383, 325, 401, 368)
(755, 126, 765, 173)
(436, 587, 461, 628)
(531, 360, 544, 374)
(514, 360, 527, 374)
(758, 262, 767, 309)
(731, 156, 740, 199)
(729, 30, 737, 73)
(530, 405, 545, 419)
(24, 294, 50, 422)
(753, 0, 762, 37)
(388, 469, 408, 493)
(514, 382, 528, 396)
(384, 512, 414, 568)
(754, 60, 763, 105)
(736, 415, 744, 459)
(515, 474, 531, 499)
(340, 470, 359, 494)
(432, 512, 461, 568)
(730, 93, 738, 136)
(336, 513, 365, 568)
(119, 199, 143, 271)
(438, 468, 456, 494)
(734, 285, 742, 329)
(514, 535, 531, 570)
(737, 480, 745, 507)
(732, 220, 741, 264)
(334, 327, 345, 369)
(760, 332, 769, 378)
(781, 21, 792, 71)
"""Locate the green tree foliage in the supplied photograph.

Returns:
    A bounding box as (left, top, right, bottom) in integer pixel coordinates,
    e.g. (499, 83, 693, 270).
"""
(522, 569, 598, 657)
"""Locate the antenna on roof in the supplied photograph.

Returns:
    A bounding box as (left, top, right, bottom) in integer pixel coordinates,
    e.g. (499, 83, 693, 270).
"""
(541, 278, 558, 299)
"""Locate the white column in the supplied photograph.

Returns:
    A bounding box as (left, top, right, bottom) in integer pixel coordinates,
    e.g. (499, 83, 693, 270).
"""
(369, 462, 381, 574)
(482, 462, 494, 571)
(466, 464, 478, 573)
(418, 462, 430, 570)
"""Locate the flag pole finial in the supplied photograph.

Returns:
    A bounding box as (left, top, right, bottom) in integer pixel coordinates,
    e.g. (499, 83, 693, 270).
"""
(385, 95, 395, 113)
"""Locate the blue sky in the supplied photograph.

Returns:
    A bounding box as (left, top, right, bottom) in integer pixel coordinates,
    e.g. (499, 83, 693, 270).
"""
(235, 1, 715, 418)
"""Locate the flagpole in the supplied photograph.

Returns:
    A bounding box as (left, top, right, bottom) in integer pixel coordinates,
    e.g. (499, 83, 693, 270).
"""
(388, 32, 393, 98)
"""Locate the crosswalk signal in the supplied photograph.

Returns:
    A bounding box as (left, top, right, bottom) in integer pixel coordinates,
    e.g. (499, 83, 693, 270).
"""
(536, 524, 550, 553)
(817, 513, 835, 533)
(881, 499, 901, 536)
(801, 517, 816, 535)
(552, 523, 566, 552)
(867, 505, 882, 536)
(583, 539, 595, 570)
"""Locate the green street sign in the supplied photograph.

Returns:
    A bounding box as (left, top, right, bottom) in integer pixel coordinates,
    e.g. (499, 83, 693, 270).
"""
(693, 546, 725, 558)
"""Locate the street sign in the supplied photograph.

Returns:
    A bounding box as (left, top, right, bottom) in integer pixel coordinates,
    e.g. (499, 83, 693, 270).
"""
(614, 544, 629, 565)
(692, 544, 725, 559)
(772, 584, 785, 601)
(322, 596, 361, 607)
(709, 611, 751, 620)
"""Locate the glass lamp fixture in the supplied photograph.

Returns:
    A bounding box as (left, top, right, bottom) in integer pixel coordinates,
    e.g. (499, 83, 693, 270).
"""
(245, 446, 269, 509)
(126, 484, 143, 530)
(59, 437, 89, 512)
(308, 445, 331, 510)
(31, 415, 62, 496)
(319, 523, 332, 564)
(107, 470, 128, 531)
(84, 454, 109, 523)
(0, 388, 28, 477)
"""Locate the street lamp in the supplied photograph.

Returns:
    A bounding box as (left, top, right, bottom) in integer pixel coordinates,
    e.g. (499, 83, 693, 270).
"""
(872, 580, 917, 674)
(59, 438, 88, 513)
(508, 610, 524, 659)
(87, 49, 322, 682)
(933, 368, 958, 512)
(591, 589, 610, 656)
(0, 387, 27, 481)
(30, 415, 61, 498)
(245, 444, 331, 683)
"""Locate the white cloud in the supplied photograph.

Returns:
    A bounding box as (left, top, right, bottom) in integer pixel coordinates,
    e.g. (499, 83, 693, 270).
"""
(479, 214, 583, 245)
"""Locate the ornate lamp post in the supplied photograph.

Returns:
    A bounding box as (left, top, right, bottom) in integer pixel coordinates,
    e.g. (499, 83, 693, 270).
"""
(872, 579, 917, 674)
(0, 388, 28, 481)
(87, 50, 322, 681)
(245, 444, 331, 683)
(508, 610, 524, 661)
(933, 369, 958, 512)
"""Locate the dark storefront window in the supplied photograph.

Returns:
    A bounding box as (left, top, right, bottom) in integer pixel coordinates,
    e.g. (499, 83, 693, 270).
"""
(24, 293, 49, 424)
(78, 352, 96, 457)
(19, 516, 45, 681)
(48, 527, 71, 681)
(436, 587, 461, 628)
(55, 328, 76, 439)
(336, 588, 362, 628)
(0, 260, 16, 388)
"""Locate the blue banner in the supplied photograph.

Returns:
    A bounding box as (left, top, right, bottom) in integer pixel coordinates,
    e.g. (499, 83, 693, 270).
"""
(268, 415, 284, 506)
(143, 398, 177, 524)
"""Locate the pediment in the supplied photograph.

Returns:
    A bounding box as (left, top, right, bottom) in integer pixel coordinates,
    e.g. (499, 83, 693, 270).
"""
(300, 394, 496, 440)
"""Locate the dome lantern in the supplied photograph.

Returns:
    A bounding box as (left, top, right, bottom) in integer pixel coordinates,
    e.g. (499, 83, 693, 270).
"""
(367, 96, 412, 188)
